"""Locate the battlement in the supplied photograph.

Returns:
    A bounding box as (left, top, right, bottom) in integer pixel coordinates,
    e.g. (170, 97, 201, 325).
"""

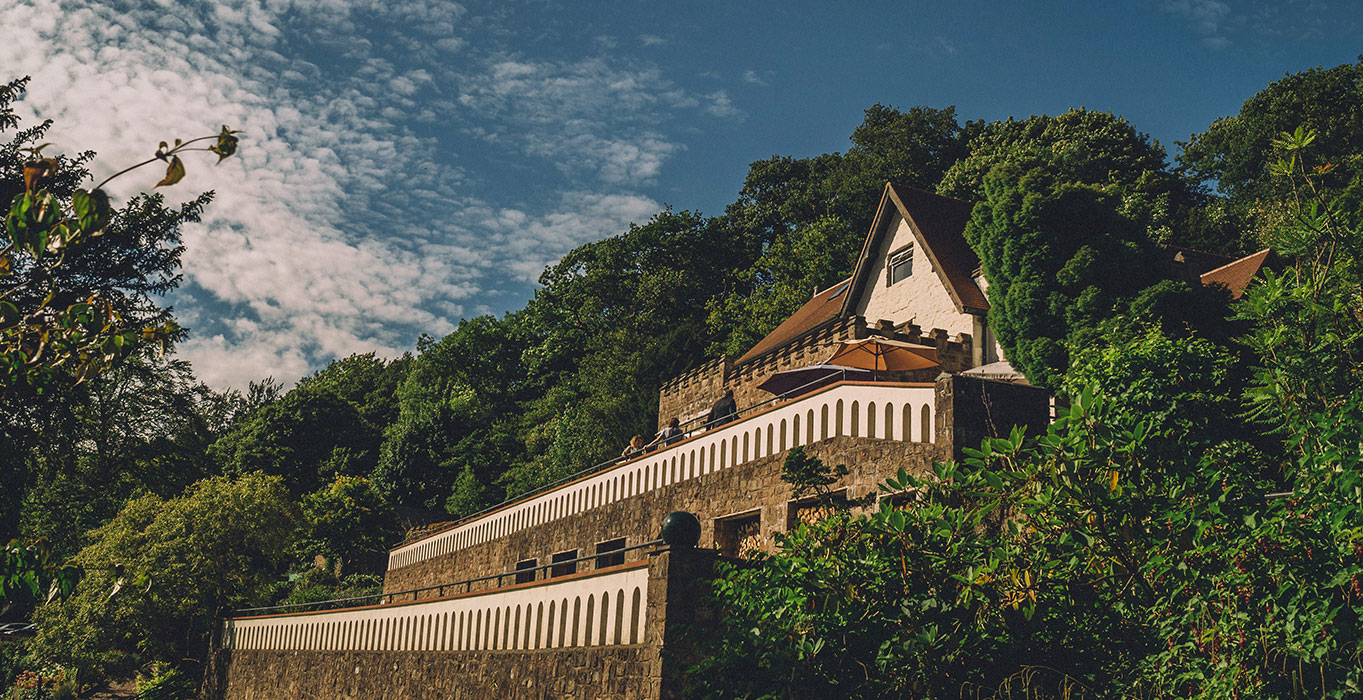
(657, 315, 976, 431)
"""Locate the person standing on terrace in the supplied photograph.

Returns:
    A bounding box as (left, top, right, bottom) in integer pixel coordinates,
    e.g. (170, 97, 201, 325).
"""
(706, 388, 737, 429)
(621, 434, 644, 460)
(647, 418, 684, 451)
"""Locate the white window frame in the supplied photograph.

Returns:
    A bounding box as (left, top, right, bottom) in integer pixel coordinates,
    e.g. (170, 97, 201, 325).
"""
(887, 245, 914, 285)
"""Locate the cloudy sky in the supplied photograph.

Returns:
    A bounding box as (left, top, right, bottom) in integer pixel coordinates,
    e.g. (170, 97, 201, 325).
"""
(2, 0, 1357, 388)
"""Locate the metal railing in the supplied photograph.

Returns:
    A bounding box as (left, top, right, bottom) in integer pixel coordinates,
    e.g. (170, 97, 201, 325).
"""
(391, 368, 873, 550)
(237, 538, 665, 618)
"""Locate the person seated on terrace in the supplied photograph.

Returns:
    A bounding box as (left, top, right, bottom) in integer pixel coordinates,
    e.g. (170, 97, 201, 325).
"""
(646, 418, 684, 451)
(706, 388, 737, 429)
(621, 434, 644, 460)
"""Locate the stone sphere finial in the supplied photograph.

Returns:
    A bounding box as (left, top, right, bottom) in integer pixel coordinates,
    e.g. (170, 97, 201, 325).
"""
(659, 511, 701, 548)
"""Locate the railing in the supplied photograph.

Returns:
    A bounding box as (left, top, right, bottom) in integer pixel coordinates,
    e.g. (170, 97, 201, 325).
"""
(388, 380, 937, 571)
(239, 539, 662, 616)
(222, 562, 650, 652)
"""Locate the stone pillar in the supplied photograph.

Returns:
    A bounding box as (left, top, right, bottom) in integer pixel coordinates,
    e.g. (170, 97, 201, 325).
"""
(644, 546, 718, 699)
(934, 373, 1051, 461)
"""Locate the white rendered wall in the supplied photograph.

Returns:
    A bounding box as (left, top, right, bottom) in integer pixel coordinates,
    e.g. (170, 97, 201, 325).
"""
(223, 563, 650, 652)
(855, 212, 977, 338)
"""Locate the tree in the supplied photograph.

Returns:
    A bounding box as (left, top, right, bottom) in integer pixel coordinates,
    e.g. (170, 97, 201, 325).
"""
(1, 76, 238, 395)
(29, 473, 297, 681)
(299, 476, 395, 574)
(964, 164, 1171, 386)
(373, 315, 523, 512)
(210, 385, 377, 495)
(1179, 59, 1363, 236)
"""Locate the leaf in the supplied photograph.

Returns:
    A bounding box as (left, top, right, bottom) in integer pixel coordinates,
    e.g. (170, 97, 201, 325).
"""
(209, 125, 240, 163)
(71, 188, 112, 234)
(155, 156, 186, 187)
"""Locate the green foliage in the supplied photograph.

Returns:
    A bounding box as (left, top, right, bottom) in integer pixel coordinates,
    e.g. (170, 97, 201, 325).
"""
(689, 125, 1363, 699)
(0, 538, 77, 615)
(134, 662, 195, 700)
(210, 385, 377, 495)
(4, 664, 76, 700)
(779, 446, 848, 502)
(299, 476, 394, 570)
(29, 473, 297, 681)
(1064, 324, 1256, 459)
(1179, 59, 1363, 236)
(0, 76, 235, 396)
(965, 165, 1166, 386)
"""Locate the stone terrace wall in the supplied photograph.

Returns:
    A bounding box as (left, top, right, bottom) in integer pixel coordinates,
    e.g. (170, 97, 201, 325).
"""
(656, 355, 731, 433)
(212, 547, 718, 700)
(384, 435, 944, 597)
(214, 647, 649, 700)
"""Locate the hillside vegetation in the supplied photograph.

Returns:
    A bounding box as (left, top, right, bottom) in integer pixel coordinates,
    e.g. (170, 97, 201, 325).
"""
(3, 60, 1362, 697)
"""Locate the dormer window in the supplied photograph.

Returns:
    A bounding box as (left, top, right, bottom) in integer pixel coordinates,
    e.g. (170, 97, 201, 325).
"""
(887, 245, 913, 285)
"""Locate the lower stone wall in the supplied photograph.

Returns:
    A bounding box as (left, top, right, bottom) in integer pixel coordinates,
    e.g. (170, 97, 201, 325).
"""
(214, 647, 650, 700)
(384, 435, 944, 596)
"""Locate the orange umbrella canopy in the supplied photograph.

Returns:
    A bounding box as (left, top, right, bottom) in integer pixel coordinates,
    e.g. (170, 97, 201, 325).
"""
(824, 337, 940, 373)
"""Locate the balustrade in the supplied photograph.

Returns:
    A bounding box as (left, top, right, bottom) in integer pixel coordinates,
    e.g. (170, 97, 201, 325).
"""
(388, 381, 935, 570)
(223, 562, 648, 652)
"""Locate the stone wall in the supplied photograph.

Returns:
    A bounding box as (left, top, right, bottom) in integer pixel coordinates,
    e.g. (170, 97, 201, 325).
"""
(211, 547, 718, 700)
(384, 434, 945, 597)
(656, 355, 731, 433)
(213, 647, 650, 699)
(934, 374, 1051, 455)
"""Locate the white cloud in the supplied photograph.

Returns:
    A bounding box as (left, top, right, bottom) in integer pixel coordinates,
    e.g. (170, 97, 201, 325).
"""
(1161, 0, 1233, 48)
(639, 34, 667, 47)
(1, 0, 731, 389)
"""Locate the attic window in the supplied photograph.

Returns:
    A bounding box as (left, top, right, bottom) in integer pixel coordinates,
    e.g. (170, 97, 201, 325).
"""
(887, 245, 914, 285)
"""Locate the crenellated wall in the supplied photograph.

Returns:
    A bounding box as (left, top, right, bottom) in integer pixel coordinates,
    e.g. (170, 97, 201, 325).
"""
(655, 316, 977, 434)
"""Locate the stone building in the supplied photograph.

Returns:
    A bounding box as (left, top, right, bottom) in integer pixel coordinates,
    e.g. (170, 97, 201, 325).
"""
(207, 183, 1268, 698)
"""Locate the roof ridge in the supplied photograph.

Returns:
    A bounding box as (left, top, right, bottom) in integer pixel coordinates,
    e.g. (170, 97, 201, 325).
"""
(1199, 247, 1272, 278)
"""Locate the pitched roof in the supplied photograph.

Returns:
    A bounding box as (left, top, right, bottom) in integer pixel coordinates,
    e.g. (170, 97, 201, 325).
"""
(1162, 245, 1238, 284)
(843, 183, 987, 315)
(1200, 248, 1273, 299)
(735, 278, 851, 366)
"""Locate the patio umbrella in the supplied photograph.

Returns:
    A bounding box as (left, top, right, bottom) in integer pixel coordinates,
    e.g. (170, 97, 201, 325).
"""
(824, 337, 940, 375)
(756, 363, 875, 398)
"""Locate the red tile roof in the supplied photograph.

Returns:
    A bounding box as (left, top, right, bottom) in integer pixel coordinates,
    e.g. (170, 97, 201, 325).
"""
(735, 278, 850, 366)
(1200, 248, 1273, 299)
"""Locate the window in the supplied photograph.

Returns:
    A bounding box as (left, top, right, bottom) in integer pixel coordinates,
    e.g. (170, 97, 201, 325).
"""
(715, 511, 762, 558)
(595, 538, 626, 569)
(786, 491, 847, 530)
(550, 550, 578, 578)
(514, 558, 537, 585)
(887, 245, 913, 285)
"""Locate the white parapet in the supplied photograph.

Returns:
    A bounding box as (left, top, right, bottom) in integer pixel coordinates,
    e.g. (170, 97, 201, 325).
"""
(389, 381, 936, 571)
(223, 561, 649, 652)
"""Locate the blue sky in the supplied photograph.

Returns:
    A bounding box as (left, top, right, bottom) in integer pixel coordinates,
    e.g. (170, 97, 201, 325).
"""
(2, 0, 1358, 388)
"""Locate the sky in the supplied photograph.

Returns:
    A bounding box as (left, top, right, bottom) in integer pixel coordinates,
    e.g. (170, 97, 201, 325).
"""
(2, 0, 1358, 389)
